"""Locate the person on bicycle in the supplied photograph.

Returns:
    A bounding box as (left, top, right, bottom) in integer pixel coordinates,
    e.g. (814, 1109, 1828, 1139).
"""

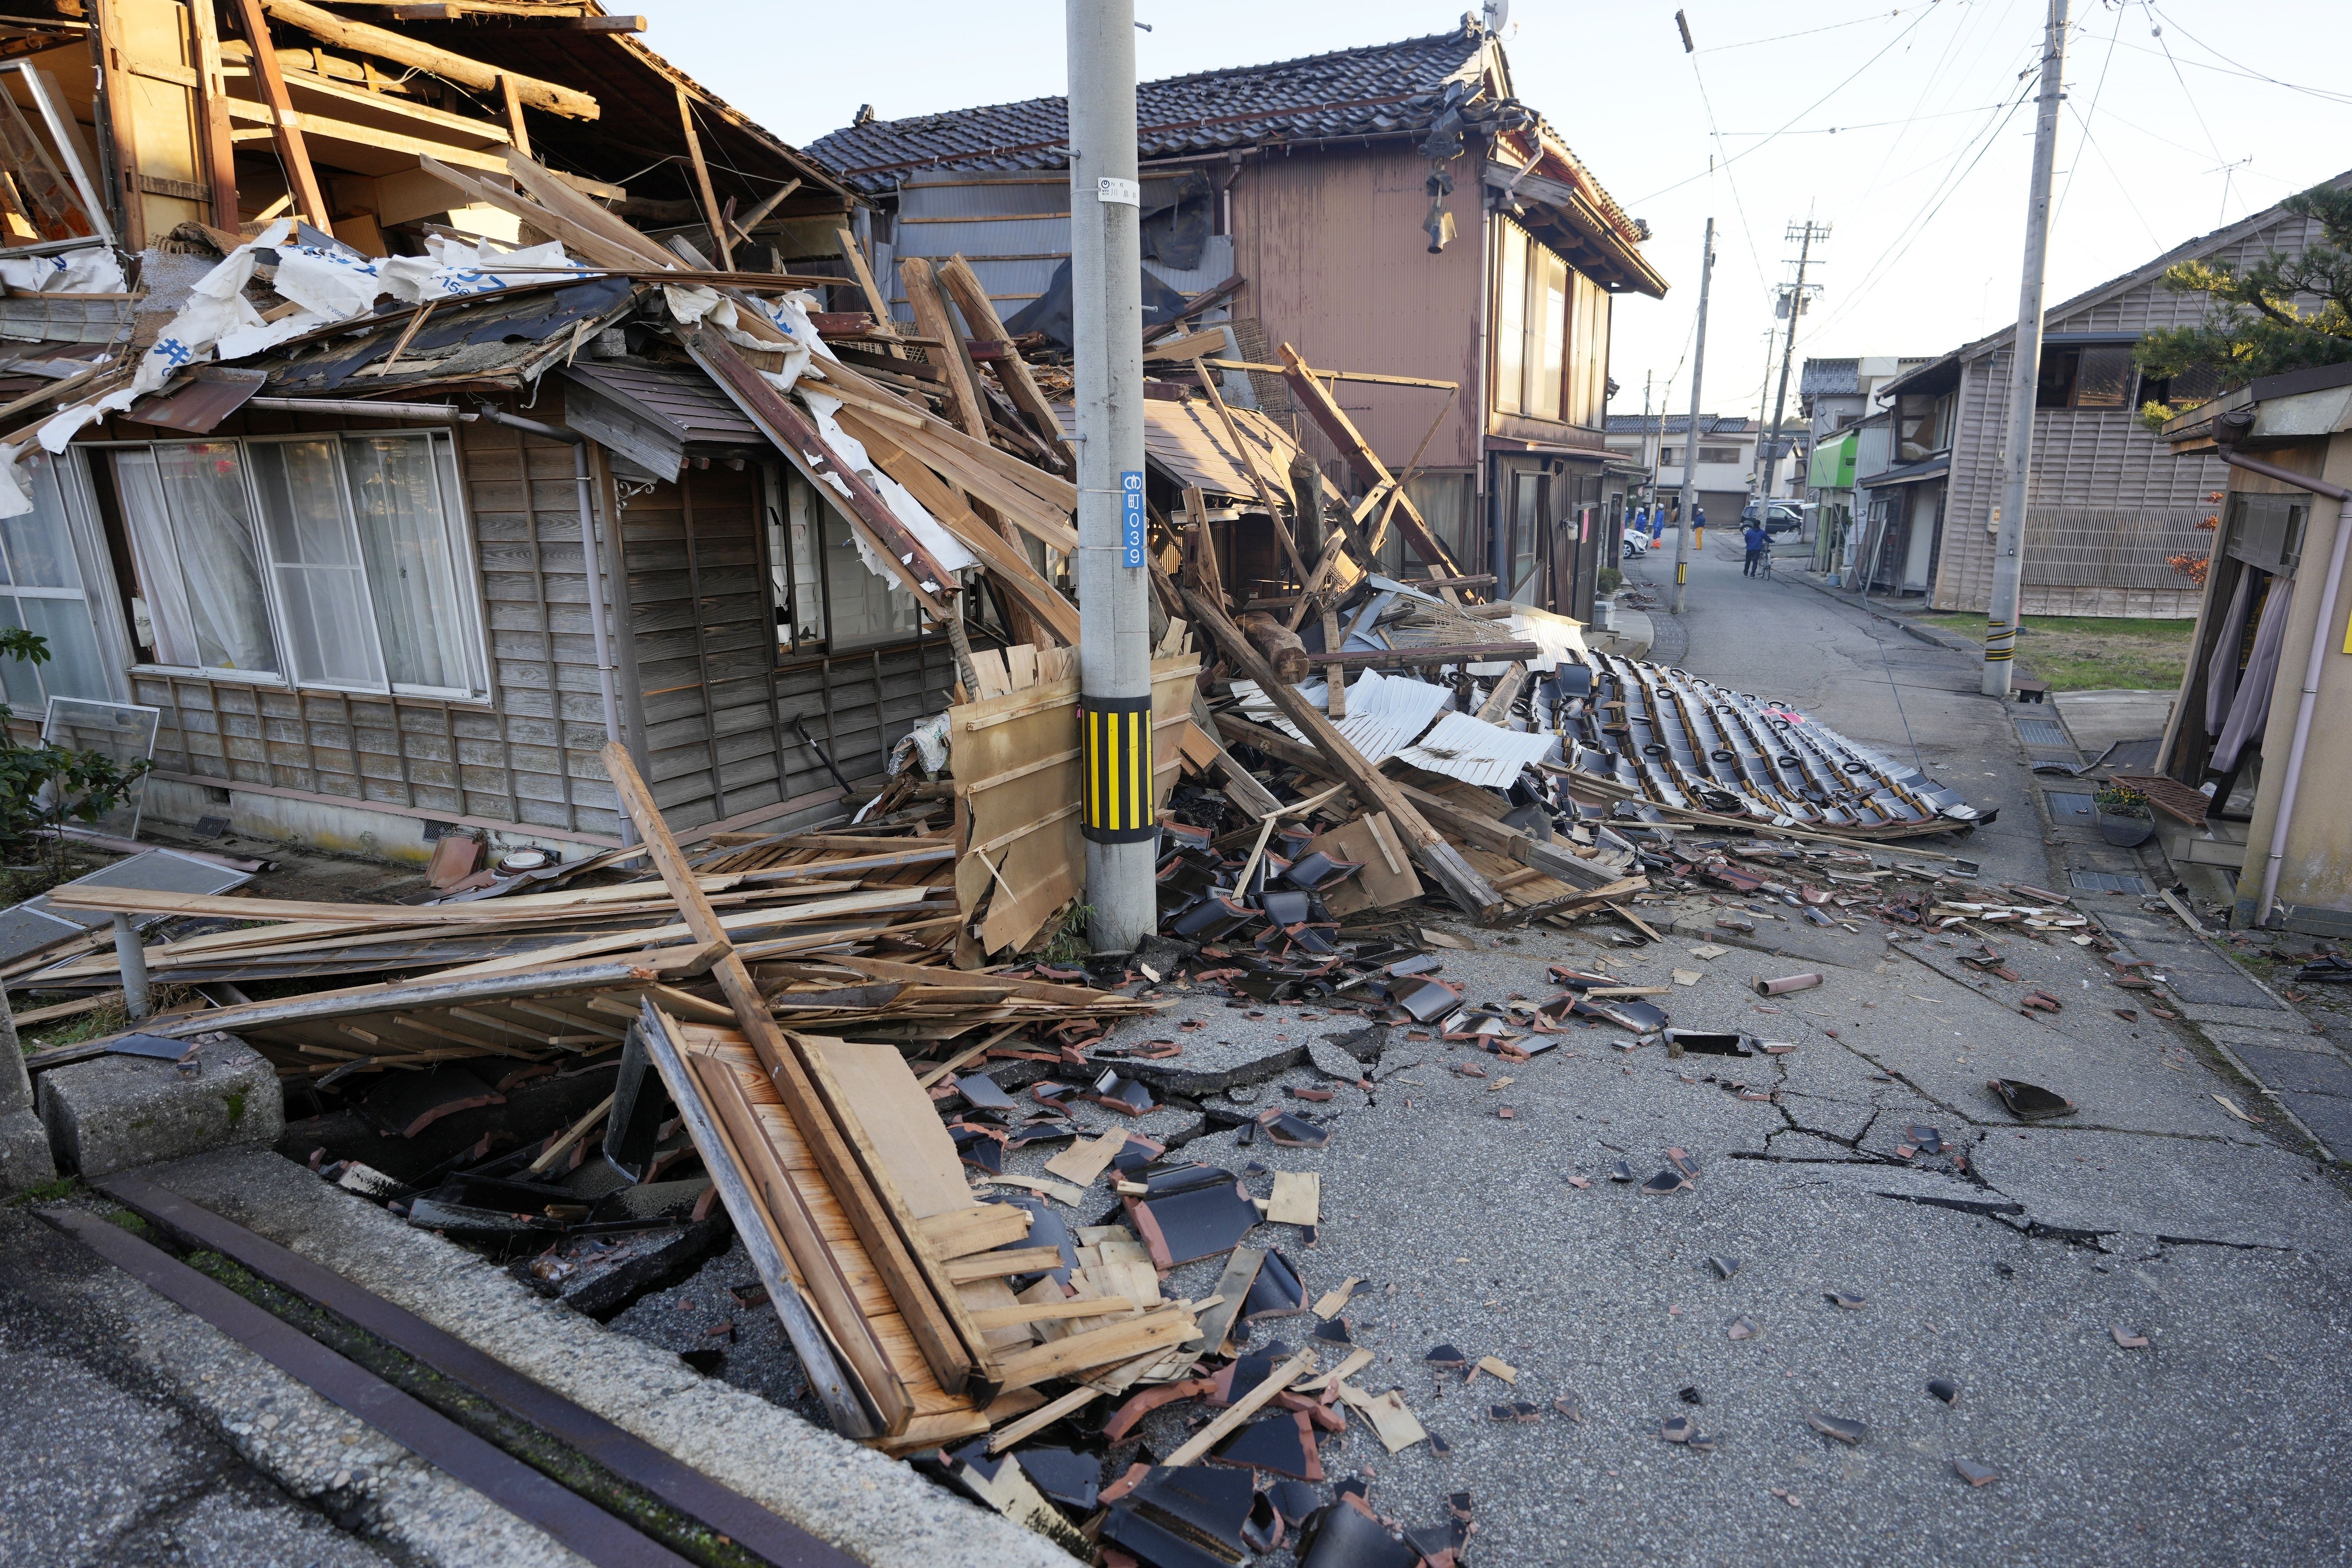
(1742, 517, 1768, 577)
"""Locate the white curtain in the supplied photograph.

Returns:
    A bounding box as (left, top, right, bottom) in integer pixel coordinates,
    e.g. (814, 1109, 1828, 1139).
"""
(250, 438, 385, 690)
(2203, 570, 2254, 736)
(2212, 578, 2294, 774)
(344, 435, 479, 693)
(115, 444, 279, 675)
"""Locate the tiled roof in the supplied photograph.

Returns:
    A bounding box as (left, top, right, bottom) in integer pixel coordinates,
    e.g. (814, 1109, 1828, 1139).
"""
(1605, 414, 1740, 436)
(808, 27, 1493, 192)
(1801, 358, 1859, 397)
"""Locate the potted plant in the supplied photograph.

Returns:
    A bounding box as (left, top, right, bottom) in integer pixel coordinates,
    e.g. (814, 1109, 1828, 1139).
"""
(2092, 782, 2155, 847)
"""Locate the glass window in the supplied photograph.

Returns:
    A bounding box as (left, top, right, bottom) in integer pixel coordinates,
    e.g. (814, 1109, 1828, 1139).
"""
(2037, 346, 2137, 409)
(1530, 250, 1566, 420)
(772, 468, 828, 652)
(115, 442, 279, 675)
(1494, 223, 1527, 416)
(1569, 272, 1611, 427)
(1510, 472, 1543, 605)
(115, 434, 485, 696)
(821, 508, 917, 651)
(251, 438, 384, 691)
(0, 450, 109, 710)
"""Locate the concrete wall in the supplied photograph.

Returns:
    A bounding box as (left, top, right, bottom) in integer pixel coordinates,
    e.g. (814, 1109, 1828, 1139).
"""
(2234, 435, 2352, 933)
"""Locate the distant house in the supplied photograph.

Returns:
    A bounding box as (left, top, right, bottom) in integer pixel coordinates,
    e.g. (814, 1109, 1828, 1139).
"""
(805, 19, 1665, 623)
(1800, 356, 1928, 577)
(1862, 177, 2349, 614)
(1600, 414, 1805, 524)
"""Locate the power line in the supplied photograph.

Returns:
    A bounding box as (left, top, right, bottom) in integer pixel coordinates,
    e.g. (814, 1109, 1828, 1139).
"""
(1627, 3, 1948, 207)
(2052, 0, 2124, 229)
(2097, 19, 2352, 107)
(1684, 53, 1769, 291)
(1697, 5, 1924, 55)
(1711, 101, 2014, 137)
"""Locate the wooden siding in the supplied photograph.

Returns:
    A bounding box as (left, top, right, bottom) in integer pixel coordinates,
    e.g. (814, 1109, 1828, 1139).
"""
(1930, 204, 2332, 614)
(1230, 145, 1486, 476)
(109, 385, 955, 845)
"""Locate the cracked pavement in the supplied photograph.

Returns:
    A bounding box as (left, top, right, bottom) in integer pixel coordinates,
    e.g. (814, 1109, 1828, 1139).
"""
(1047, 542, 2352, 1564)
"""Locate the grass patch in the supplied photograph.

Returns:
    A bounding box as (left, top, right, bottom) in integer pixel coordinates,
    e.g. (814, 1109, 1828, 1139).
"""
(1905, 611, 2194, 692)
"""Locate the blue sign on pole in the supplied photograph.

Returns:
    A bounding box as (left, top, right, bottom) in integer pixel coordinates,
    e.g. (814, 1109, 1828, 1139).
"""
(1119, 470, 1146, 568)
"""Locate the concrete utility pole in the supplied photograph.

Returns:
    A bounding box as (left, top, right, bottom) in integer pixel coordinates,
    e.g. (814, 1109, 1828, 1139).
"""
(1759, 219, 1829, 504)
(1672, 217, 1715, 614)
(1751, 326, 1776, 501)
(1983, 0, 2069, 698)
(1068, 0, 1153, 952)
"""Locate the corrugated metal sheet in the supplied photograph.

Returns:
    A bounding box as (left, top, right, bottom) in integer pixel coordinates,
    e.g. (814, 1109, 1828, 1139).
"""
(1230, 667, 1452, 762)
(889, 175, 1234, 319)
(1395, 710, 1561, 788)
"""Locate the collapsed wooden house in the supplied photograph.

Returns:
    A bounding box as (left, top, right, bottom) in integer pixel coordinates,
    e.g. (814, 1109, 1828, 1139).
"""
(0, 0, 985, 861)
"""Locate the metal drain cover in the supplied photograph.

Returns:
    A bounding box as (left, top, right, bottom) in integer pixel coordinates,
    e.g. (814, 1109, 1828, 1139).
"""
(2016, 717, 2071, 747)
(2069, 870, 2149, 894)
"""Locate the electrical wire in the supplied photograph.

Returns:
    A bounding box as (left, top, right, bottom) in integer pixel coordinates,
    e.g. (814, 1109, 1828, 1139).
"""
(1683, 56, 1768, 293)
(2136, 4, 2352, 107)
(2063, 101, 2165, 250)
(1697, 5, 1926, 54)
(2051, 0, 2125, 229)
(1711, 102, 2013, 138)
(1627, 2, 1947, 207)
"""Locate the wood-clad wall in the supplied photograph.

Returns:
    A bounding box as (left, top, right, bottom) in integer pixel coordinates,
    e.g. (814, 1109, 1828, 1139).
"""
(114, 387, 953, 845)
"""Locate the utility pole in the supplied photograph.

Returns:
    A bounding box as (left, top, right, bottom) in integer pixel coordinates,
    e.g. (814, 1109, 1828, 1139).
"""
(1672, 217, 1715, 614)
(1983, 0, 2069, 699)
(1069, 0, 1153, 950)
(1751, 325, 1776, 506)
(1759, 218, 1829, 505)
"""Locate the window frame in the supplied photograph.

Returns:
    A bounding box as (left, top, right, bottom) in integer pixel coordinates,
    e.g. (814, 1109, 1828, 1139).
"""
(97, 431, 492, 702)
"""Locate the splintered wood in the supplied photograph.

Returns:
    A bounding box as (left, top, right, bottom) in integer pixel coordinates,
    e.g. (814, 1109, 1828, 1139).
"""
(951, 650, 1200, 958)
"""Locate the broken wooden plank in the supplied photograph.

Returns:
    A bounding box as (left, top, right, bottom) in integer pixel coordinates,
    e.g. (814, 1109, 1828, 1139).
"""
(1163, 1348, 1316, 1466)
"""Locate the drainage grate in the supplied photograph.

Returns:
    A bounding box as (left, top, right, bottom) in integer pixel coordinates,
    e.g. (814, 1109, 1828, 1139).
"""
(2069, 870, 2149, 894)
(2015, 717, 2071, 747)
(2046, 791, 2095, 822)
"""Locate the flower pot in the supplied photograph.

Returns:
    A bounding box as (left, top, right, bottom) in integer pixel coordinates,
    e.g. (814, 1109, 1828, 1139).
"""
(2095, 808, 2154, 847)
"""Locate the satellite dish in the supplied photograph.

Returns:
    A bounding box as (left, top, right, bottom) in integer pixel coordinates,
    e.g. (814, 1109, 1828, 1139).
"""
(1483, 0, 1509, 33)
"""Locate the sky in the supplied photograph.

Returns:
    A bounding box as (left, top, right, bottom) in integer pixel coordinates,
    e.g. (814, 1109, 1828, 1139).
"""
(633, 0, 2352, 424)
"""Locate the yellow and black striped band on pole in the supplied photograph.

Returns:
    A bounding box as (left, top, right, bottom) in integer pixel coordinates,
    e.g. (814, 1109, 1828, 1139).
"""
(1081, 694, 1156, 844)
(1984, 620, 2016, 662)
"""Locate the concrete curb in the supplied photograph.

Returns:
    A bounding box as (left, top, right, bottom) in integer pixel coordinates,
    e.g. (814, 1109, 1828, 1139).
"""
(145, 1149, 1073, 1568)
(1780, 569, 1989, 658)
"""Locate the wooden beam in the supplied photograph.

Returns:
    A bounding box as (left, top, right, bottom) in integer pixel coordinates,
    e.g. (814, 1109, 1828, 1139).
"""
(835, 227, 894, 324)
(1277, 342, 1469, 599)
(230, 0, 331, 228)
(256, 0, 599, 118)
(1186, 355, 1311, 587)
(1182, 590, 1503, 922)
(676, 88, 729, 271)
(496, 73, 531, 160)
(896, 259, 987, 447)
(938, 253, 1075, 472)
(604, 742, 992, 1400)
(188, 0, 240, 228)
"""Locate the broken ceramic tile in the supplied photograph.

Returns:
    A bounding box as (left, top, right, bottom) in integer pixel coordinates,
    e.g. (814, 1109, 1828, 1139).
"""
(1551, 1394, 1583, 1423)
(1726, 1316, 1759, 1341)
(1665, 1029, 1751, 1058)
(1424, 1343, 1468, 1372)
(1213, 1411, 1325, 1481)
(1640, 1169, 1691, 1194)
(1313, 1318, 1352, 1345)
(1294, 1495, 1417, 1568)
(1953, 1457, 1999, 1487)
(1988, 1078, 2076, 1121)
(956, 1072, 1018, 1113)
(1018, 1448, 1102, 1513)
(1825, 1291, 1868, 1311)
(1107, 1466, 1256, 1565)
(1906, 1125, 1944, 1155)
(1244, 1248, 1309, 1320)
(1608, 1161, 1635, 1183)
(1126, 1174, 1261, 1267)
(1927, 1378, 1959, 1405)
(1660, 1415, 1695, 1443)
(2111, 1325, 2150, 1349)
(1677, 1385, 1704, 1405)
(1706, 1255, 1742, 1280)
(1487, 1402, 1542, 1423)
(1808, 1412, 1868, 1445)
(1264, 1113, 1330, 1148)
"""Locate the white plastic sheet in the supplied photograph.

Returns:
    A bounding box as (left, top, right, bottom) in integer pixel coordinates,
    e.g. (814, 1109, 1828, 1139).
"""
(799, 389, 974, 593)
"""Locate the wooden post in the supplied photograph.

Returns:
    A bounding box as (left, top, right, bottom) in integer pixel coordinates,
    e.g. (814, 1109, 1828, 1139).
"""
(1186, 355, 1312, 587)
(1321, 600, 1346, 719)
(602, 741, 993, 1398)
(1180, 589, 1504, 921)
(188, 0, 240, 229)
(676, 88, 730, 271)
(938, 253, 1077, 472)
(1278, 342, 1468, 599)
(834, 226, 894, 328)
(228, 0, 328, 229)
(497, 74, 531, 159)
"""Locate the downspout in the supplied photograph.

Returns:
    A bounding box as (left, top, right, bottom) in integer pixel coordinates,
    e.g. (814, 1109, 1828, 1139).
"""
(2209, 419, 2352, 929)
(1474, 165, 1497, 603)
(478, 406, 636, 847)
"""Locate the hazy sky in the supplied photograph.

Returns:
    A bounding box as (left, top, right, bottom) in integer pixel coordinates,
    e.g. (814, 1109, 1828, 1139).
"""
(638, 0, 2352, 423)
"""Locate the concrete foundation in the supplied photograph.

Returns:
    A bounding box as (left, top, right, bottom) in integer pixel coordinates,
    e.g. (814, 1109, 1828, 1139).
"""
(0, 995, 57, 1196)
(37, 1034, 283, 1179)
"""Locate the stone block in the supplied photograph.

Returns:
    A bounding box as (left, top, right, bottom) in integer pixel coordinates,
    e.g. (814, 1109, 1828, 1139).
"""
(0, 1106, 55, 1195)
(36, 1033, 282, 1179)
(0, 997, 31, 1116)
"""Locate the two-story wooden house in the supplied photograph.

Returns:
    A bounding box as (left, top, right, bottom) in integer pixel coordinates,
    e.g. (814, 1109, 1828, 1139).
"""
(804, 19, 1665, 623)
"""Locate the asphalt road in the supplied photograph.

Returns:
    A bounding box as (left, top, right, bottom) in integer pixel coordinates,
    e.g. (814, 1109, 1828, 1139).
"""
(1042, 538, 2352, 1566)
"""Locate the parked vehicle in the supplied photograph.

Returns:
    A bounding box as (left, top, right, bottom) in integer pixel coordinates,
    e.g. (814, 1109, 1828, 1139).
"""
(1741, 500, 1810, 536)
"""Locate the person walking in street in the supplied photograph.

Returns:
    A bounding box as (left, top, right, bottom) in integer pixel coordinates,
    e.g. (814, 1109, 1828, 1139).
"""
(1742, 517, 1768, 577)
(1691, 503, 1706, 552)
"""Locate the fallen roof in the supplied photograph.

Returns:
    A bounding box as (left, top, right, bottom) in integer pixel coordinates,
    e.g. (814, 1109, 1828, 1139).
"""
(1054, 397, 1302, 502)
